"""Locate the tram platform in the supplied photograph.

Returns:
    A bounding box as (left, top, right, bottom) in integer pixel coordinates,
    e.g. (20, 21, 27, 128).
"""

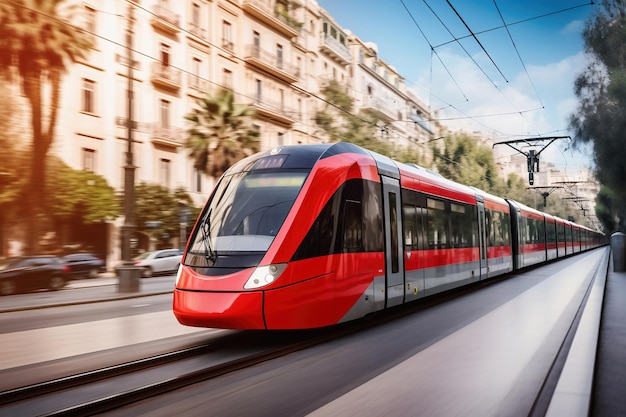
(0, 247, 624, 416)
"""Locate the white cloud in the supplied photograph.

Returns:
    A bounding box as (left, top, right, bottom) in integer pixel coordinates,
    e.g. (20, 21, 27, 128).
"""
(562, 19, 585, 35)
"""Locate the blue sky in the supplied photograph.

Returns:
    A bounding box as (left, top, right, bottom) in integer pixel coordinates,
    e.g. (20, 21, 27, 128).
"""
(316, 0, 597, 173)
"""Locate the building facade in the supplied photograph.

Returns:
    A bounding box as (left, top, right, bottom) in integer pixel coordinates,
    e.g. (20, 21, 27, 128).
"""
(9, 0, 443, 264)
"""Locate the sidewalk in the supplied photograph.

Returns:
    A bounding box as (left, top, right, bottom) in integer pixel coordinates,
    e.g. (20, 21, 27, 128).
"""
(0, 274, 175, 313)
(590, 256, 626, 416)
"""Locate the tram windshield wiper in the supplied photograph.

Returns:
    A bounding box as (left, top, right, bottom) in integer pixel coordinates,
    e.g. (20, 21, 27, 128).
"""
(200, 208, 217, 265)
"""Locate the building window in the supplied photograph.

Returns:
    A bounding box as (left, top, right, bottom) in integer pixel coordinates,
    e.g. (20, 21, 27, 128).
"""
(160, 158, 171, 188)
(84, 6, 96, 33)
(222, 21, 233, 50)
(160, 99, 170, 128)
(191, 57, 201, 89)
(192, 3, 200, 26)
(276, 44, 283, 68)
(160, 43, 170, 66)
(82, 148, 96, 172)
(81, 79, 95, 113)
(277, 132, 284, 147)
(253, 31, 260, 50)
(255, 79, 262, 103)
(223, 68, 233, 88)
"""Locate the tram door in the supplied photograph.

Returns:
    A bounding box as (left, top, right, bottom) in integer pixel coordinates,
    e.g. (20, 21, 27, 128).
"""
(476, 198, 488, 279)
(382, 176, 405, 307)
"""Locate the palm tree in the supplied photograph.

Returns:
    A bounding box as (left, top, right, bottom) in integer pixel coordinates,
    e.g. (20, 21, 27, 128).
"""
(0, 1, 92, 254)
(185, 88, 260, 178)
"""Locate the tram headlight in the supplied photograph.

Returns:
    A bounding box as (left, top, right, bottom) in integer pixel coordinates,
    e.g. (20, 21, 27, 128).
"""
(244, 263, 287, 289)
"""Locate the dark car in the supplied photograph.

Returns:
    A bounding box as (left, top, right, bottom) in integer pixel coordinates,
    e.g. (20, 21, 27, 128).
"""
(62, 253, 105, 279)
(0, 255, 70, 296)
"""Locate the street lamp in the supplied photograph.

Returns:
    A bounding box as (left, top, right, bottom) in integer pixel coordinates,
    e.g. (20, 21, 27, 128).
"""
(117, 4, 142, 292)
(179, 204, 191, 250)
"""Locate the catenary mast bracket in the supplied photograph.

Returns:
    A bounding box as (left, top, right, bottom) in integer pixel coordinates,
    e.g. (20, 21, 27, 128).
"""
(493, 136, 570, 185)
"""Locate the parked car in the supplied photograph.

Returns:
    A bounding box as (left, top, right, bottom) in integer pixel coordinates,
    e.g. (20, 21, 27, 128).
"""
(132, 249, 183, 278)
(0, 255, 70, 296)
(62, 253, 105, 279)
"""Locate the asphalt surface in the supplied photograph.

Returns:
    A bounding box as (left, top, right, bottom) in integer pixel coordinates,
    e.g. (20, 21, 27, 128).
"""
(1, 249, 625, 416)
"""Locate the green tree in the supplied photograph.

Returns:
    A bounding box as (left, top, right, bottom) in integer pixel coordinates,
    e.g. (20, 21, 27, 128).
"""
(45, 158, 120, 248)
(0, 1, 92, 253)
(431, 134, 502, 192)
(569, 0, 626, 232)
(0, 83, 26, 257)
(315, 79, 394, 155)
(594, 186, 621, 234)
(134, 183, 198, 249)
(185, 88, 260, 178)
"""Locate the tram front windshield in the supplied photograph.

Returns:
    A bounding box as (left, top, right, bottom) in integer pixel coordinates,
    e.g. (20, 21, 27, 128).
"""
(188, 170, 307, 256)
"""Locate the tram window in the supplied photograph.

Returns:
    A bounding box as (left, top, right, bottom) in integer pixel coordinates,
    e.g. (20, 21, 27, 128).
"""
(486, 209, 494, 246)
(557, 224, 565, 244)
(343, 200, 363, 252)
(362, 181, 384, 252)
(292, 179, 382, 261)
(389, 192, 399, 273)
(535, 220, 546, 244)
(499, 213, 510, 246)
(427, 198, 448, 250)
(492, 210, 507, 247)
(450, 203, 472, 248)
(403, 204, 418, 250)
(524, 217, 544, 245)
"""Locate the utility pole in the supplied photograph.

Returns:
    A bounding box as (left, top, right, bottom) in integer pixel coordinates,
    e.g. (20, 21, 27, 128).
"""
(118, 3, 141, 292)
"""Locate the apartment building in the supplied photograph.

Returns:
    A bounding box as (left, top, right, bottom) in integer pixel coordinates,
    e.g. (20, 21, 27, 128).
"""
(349, 36, 434, 150)
(41, 0, 437, 264)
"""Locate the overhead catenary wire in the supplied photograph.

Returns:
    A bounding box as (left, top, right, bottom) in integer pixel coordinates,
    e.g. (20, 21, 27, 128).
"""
(445, 0, 509, 83)
(492, 0, 545, 109)
(433, 1, 596, 49)
(421, 0, 501, 92)
(399, 0, 469, 102)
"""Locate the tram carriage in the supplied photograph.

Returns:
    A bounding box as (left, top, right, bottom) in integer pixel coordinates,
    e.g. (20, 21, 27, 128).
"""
(173, 143, 604, 330)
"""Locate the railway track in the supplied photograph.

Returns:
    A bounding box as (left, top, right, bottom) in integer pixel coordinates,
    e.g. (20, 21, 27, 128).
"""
(0, 265, 553, 416)
(0, 328, 339, 416)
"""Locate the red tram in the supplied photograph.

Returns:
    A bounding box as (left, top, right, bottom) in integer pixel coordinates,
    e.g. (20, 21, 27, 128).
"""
(173, 143, 605, 330)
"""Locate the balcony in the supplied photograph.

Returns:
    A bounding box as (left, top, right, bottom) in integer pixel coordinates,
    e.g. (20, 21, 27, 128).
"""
(151, 124, 185, 147)
(150, 4, 180, 34)
(248, 94, 296, 125)
(150, 62, 182, 91)
(115, 117, 150, 138)
(188, 22, 207, 41)
(222, 38, 235, 53)
(361, 96, 397, 122)
(187, 74, 213, 97)
(242, 0, 302, 38)
(320, 33, 351, 65)
(115, 52, 141, 70)
(244, 45, 300, 83)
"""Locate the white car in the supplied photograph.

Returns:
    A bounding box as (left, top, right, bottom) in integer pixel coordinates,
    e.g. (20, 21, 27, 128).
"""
(133, 249, 182, 278)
